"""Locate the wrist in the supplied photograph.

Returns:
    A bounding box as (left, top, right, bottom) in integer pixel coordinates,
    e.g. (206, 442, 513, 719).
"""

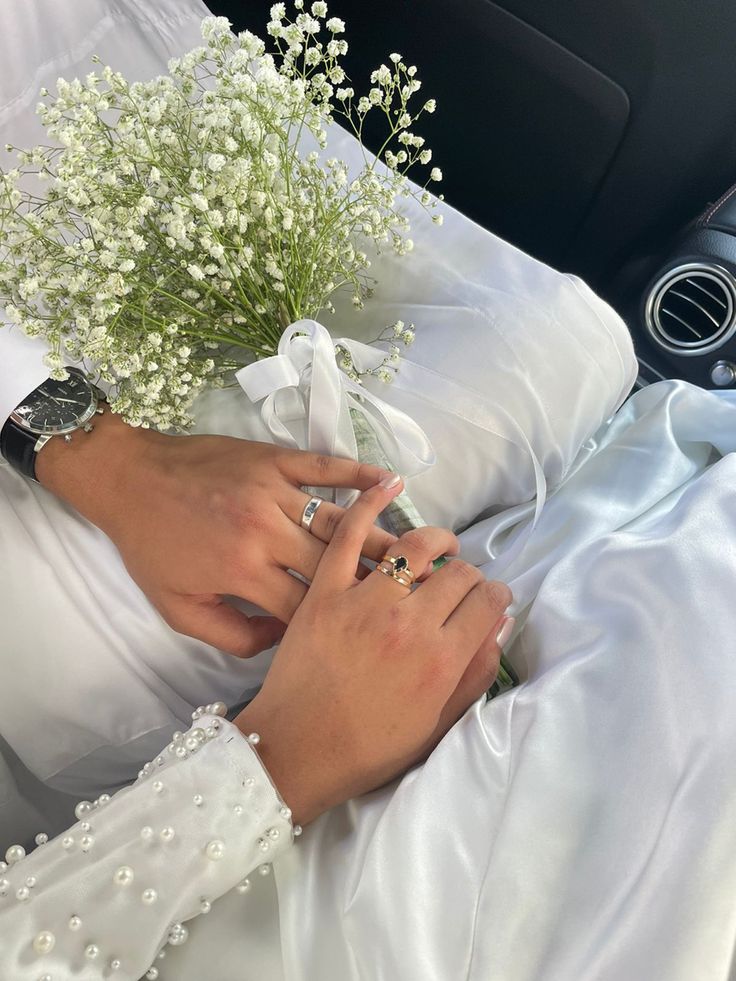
(34, 407, 167, 532)
(234, 700, 333, 828)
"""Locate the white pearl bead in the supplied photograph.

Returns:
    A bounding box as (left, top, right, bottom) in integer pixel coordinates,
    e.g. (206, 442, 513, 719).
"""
(0, 861, 6, 870)
(145, 969, 159, 980)
(184, 736, 199, 751)
(168, 923, 189, 946)
(192, 794, 204, 807)
(110, 959, 121, 971)
(236, 878, 251, 894)
(61, 836, 74, 850)
(247, 732, 260, 745)
(84, 944, 100, 960)
(199, 898, 212, 914)
(113, 866, 134, 886)
(191, 728, 206, 744)
(172, 731, 184, 743)
(233, 804, 243, 816)
(80, 835, 95, 852)
(280, 806, 292, 820)
(205, 726, 217, 739)
(38, 974, 52, 981)
(26, 875, 37, 888)
(175, 746, 188, 759)
(205, 839, 225, 861)
(268, 828, 280, 840)
(34, 833, 48, 846)
(98, 793, 111, 806)
(293, 824, 303, 837)
(74, 801, 92, 820)
(16, 886, 30, 902)
(258, 837, 269, 851)
(152, 781, 164, 794)
(80, 822, 92, 833)
(155, 756, 165, 767)
(258, 864, 271, 876)
(141, 888, 158, 905)
(160, 827, 175, 843)
(33, 931, 56, 955)
(211, 701, 227, 717)
(5, 844, 25, 864)
(68, 915, 82, 931)
(140, 826, 154, 842)
(0, 878, 9, 896)
(245, 777, 255, 788)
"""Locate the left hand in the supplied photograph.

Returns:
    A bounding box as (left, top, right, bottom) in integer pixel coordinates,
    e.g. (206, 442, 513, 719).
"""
(35, 407, 398, 657)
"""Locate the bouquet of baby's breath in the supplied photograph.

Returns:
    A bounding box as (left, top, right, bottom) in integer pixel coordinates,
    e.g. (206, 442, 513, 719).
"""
(0, 4, 441, 430)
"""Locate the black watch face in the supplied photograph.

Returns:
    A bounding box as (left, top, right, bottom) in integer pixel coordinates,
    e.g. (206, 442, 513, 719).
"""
(12, 370, 95, 434)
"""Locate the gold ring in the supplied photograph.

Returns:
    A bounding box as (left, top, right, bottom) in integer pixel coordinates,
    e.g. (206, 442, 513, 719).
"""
(376, 553, 415, 588)
(301, 497, 323, 532)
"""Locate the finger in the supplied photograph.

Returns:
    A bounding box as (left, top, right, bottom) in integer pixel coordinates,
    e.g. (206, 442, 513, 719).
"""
(367, 525, 459, 595)
(441, 579, 513, 670)
(412, 558, 486, 621)
(281, 489, 397, 563)
(272, 520, 326, 582)
(436, 629, 502, 732)
(313, 475, 404, 591)
(279, 450, 389, 491)
(160, 595, 286, 658)
(244, 568, 309, 623)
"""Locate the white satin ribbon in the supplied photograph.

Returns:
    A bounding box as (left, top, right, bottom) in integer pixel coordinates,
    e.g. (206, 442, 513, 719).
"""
(236, 319, 436, 476)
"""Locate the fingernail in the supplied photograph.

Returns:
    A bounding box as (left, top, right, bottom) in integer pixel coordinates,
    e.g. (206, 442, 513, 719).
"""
(380, 473, 402, 489)
(495, 615, 515, 649)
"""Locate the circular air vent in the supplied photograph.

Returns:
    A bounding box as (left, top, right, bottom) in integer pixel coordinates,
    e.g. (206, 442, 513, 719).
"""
(644, 263, 736, 356)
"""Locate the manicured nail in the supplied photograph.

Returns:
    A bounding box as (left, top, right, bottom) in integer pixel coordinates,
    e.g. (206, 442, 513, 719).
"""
(379, 473, 402, 489)
(495, 615, 515, 649)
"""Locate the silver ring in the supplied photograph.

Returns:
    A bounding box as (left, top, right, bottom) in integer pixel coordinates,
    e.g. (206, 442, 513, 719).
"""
(301, 496, 323, 532)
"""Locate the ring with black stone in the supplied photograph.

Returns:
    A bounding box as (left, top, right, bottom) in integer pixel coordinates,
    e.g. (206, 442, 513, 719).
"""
(375, 553, 415, 588)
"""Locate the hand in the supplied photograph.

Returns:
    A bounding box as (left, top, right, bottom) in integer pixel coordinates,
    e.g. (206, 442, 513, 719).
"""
(235, 475, 512, 826)
(35, 408, 396, 657)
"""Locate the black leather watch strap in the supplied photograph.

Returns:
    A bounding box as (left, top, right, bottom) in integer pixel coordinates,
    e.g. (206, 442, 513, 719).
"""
(0, 418, 40, 480)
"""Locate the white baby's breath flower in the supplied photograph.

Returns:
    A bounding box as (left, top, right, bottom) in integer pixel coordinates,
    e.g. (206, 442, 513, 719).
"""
(430, 167, 443, 182)
(207, 153, 226, 172)
(0, 10, 441, 429)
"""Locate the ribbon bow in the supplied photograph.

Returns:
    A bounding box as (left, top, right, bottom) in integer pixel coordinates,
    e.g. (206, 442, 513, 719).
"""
(236, 319, 436, 478)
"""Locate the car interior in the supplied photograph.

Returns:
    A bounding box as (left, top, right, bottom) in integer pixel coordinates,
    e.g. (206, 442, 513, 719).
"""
(209, 0, 736, 394)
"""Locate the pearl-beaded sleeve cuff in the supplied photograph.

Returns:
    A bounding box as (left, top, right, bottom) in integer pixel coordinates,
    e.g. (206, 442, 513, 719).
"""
(0, 712, 294, 980)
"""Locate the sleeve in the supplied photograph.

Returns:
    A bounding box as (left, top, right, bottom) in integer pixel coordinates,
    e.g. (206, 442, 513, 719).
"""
(0, 324, 48, 427)
(0, 707, 295, 980)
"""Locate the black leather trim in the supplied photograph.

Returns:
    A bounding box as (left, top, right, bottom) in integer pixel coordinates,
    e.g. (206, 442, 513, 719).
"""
(0, 418, 39, 480)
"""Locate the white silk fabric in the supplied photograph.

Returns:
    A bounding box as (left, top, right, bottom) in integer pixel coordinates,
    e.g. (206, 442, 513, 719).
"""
(2, 3, 736, 980)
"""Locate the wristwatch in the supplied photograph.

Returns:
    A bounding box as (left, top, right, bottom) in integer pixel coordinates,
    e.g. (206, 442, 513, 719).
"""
(0, 367, 105, 481)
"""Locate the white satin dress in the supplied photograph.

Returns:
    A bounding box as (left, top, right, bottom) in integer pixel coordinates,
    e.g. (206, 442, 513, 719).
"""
(2, 2, 736, 980)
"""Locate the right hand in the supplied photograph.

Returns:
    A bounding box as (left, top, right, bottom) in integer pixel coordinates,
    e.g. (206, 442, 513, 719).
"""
(235, 474, 513, 826)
